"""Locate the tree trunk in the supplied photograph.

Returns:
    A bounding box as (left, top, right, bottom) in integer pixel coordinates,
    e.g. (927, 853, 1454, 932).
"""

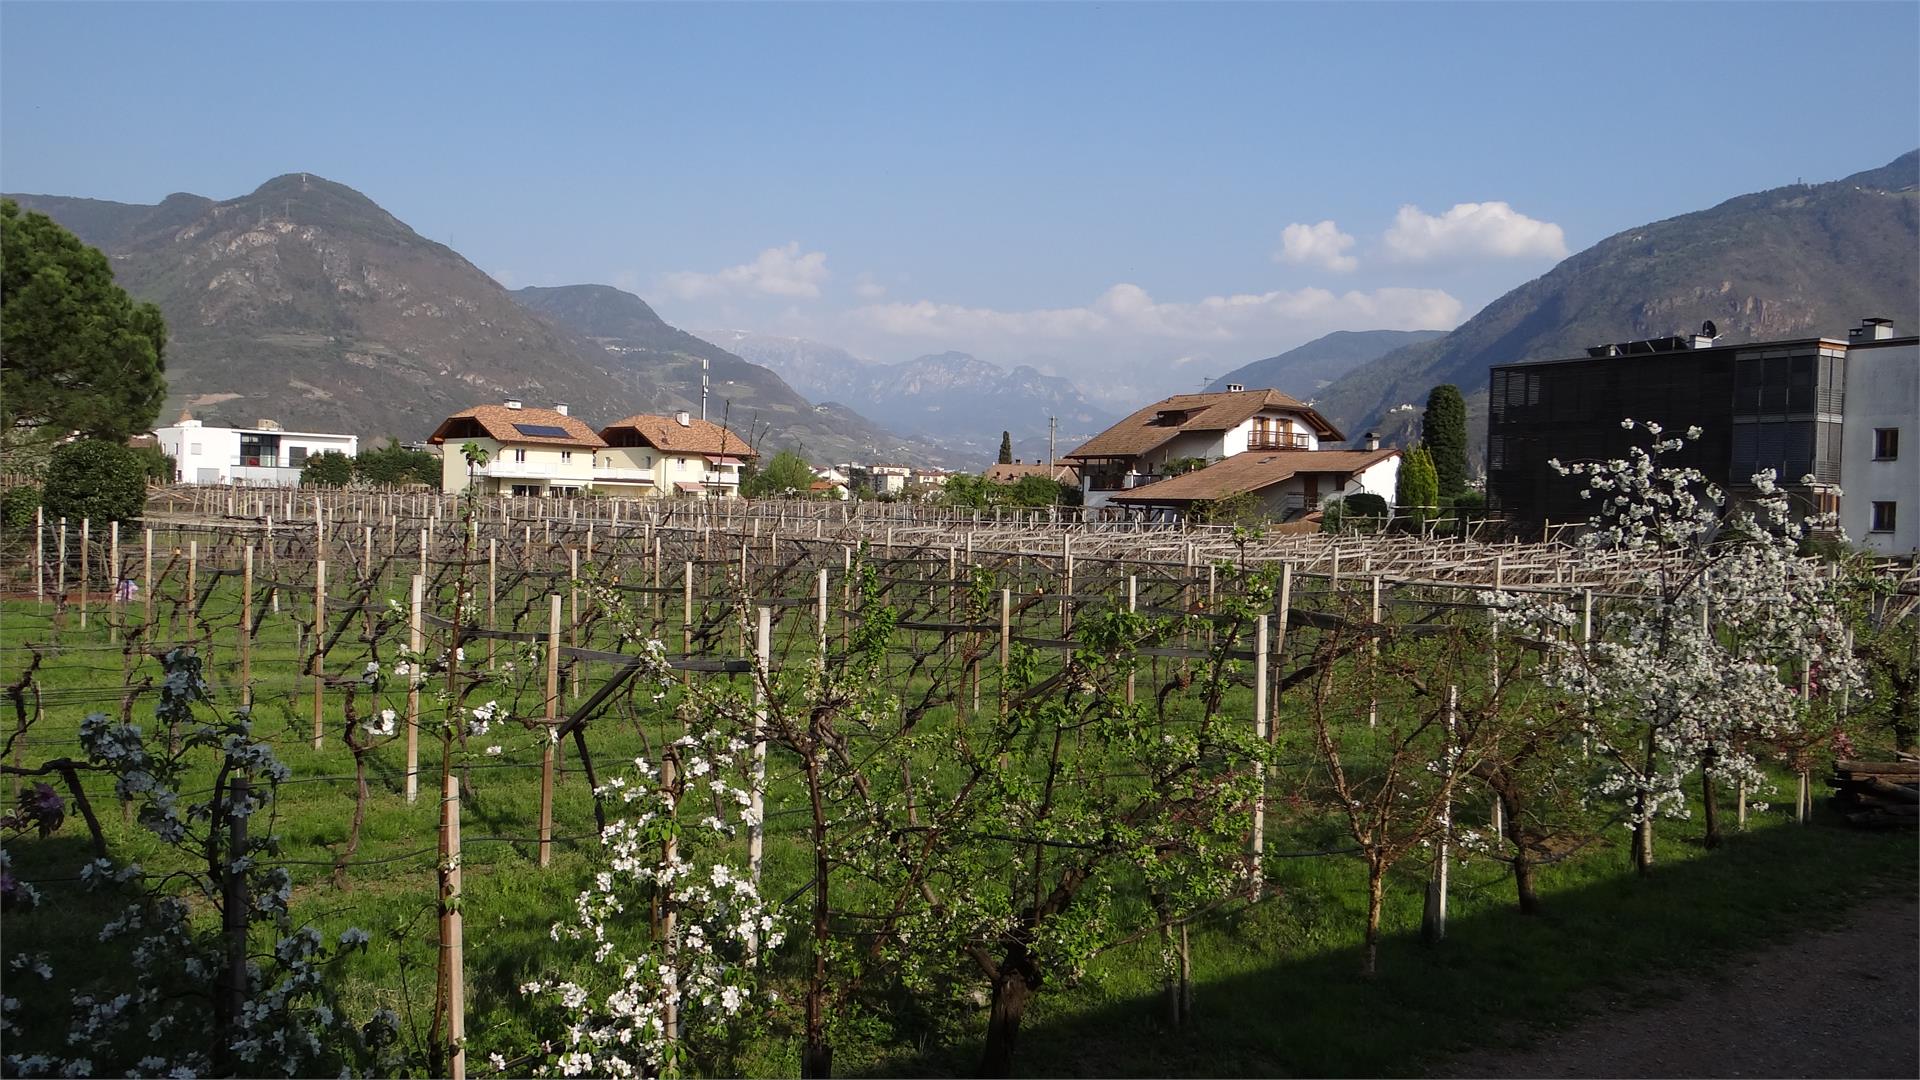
(1632, 813, 1654, 876)
(1498, 789, 1540, 914)
(1362, 860, 1385, 977)
(1700, 763, 1721, 849)
(978, 961, 1036, 1079)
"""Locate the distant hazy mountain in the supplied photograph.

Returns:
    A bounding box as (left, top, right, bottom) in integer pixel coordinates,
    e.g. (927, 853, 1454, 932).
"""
(512, 286, 942, 465)
(1310, 150, 1920, 462)
(1205, 329, 1448, 400)
(702, 331, 1111, 458)
(8, 176, 634, 441)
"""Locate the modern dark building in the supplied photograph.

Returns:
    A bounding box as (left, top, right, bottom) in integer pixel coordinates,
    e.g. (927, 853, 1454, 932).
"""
(1488, 318, 1916, 548)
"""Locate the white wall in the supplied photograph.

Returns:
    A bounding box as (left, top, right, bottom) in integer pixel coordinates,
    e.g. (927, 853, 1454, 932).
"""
(153, 422, 357, 486)
(1841, 341, 1918, 554)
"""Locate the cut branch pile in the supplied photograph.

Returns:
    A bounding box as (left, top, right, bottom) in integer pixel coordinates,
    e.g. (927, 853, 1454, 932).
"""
(1826, 757, 1920, 828)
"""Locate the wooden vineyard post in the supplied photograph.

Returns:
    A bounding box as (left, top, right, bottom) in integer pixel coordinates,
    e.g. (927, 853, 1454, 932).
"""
(418, 529, 428, 584)
(143, 528, 154, 630)
(439, 771, 466, 1080)
(33, 506, 44, 603)
(240, 547, 255, 708)
(1271, 562, 1293, 735)
(682, 561, 694, 658)
(1252, 613, 1269, 883)
(568, 548, 581, 698)
(540, 594, 561, 868)
(651, 535, 662, 618)
(108, 520, 121, 643)
(749, 606, 771, 892)
(487, 539, 498, 672)
(999, 588, 1012, 717)
(312, 559, 327, 750)
(1126, 575, 1138, 708)
(1797, 658, 1812, 824)
(362, 525, 374, 581)
(1368, 575, 1382, 728)
(220, 772, 252, 1058)
(1490, 555, 1504, 693)
(55, 518, 67, 609)
(78, 517, 90, 629)
(406, 575, 424, 804)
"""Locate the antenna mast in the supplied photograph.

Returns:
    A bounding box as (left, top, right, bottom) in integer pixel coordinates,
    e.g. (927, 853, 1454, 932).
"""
(700, 358, 710, 422)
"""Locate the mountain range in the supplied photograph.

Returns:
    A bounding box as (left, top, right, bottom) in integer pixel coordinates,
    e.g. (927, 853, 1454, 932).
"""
(699, 331, 1112, 458)
(1204, 329, 1447, 401)
(4, 176, 942, 465)
(1310, 150, 1920, 463)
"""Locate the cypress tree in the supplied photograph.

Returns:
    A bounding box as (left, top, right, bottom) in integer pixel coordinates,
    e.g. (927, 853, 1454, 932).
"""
(1396, 444, 1439, 527)
(997, 431, 1014, 465)
(1423, 384, 1469, 500)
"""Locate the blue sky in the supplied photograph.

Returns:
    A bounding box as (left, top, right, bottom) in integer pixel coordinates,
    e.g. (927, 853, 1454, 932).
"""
(4, 1, 1916, 403)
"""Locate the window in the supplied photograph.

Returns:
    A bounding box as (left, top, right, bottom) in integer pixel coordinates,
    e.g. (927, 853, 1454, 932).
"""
(1875, 428, 1899, 460)
(190, 442, 204, 456)
(288, 446, 307, 466)
(514, 448, 527, 463)
(1870, 502, 1897, 533)
(677, 457, 687, 468)
(561, 451, 572, 462)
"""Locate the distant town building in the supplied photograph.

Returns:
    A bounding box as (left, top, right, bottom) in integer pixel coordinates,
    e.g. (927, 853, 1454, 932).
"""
(1064, 386, 1397, 520)
(868, 464, 913, 496)
(1488, 317, 1916, 554)
(153, 412, 358, 486)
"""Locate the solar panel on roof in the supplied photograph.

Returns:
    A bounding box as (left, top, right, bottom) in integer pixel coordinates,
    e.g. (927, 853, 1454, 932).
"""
(513, 423, 571, 438)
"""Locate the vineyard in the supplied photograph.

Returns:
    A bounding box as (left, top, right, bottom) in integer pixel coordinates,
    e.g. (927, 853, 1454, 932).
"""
(4, 451, 1917, 1078)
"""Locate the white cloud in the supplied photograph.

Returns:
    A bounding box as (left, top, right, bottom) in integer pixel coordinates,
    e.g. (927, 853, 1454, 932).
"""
(1382, 201, 1568, 263)
(852, 272, 887, 300)
(659, 242, 831, 300)
(1276, 220, 1358, 272)
(852, 282, 1460, 345)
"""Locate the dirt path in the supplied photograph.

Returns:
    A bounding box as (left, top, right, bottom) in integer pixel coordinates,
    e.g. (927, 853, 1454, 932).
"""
(1437, 892, 1919, 1079)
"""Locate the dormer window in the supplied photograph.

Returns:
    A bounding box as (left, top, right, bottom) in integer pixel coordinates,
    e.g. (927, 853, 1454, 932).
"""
(1148, 410, 1188, 427)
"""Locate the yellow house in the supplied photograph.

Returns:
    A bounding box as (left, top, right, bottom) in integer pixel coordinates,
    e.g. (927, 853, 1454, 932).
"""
(427, 401, 607, 496)
(597, 411, 758, 497)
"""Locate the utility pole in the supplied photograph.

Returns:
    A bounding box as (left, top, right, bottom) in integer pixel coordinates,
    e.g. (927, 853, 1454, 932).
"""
(1048, 416, 1057, 475)
(701, 357, 710, 422)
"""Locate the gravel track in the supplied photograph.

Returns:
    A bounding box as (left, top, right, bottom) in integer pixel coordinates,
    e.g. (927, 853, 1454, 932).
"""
(1437, 892, 1919, 1079)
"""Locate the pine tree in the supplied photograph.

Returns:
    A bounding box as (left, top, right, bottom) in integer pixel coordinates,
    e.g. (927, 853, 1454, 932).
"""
(997, 431, 1014, 465)
(1423, 384, 1469, 500)
(1, 200, 168, 445)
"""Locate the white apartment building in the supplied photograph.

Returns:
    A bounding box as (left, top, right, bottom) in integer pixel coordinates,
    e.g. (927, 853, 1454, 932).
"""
(152, 413, 358, 486)
(1839, 320, 1917, 555)
(427, 401, 604, 496)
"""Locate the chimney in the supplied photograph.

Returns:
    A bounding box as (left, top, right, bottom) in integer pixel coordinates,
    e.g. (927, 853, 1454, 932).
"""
(256, 419, 282, 431)
(1364, 432, 1380, 451)
(504, 399, 523, 410)
(674, 410, 691, 427)
(1225, 383, 1245, 393)
(1853, 316, 1896, 342)
(553, 402, 569, 416)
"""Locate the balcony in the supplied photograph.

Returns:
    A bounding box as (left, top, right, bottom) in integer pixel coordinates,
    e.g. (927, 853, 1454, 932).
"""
(593, 465, 656, 483)
(1246, 431, 1313, 451)
(1087, 472, 1169, 493)
(478, 459, 566, 479)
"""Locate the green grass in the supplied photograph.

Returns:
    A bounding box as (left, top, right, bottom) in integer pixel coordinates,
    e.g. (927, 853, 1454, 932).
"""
(4, 572, 1916, 1078)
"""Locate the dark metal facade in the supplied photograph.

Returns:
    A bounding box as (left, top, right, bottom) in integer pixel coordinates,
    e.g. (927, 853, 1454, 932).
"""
(1487, 336, 1845, 524)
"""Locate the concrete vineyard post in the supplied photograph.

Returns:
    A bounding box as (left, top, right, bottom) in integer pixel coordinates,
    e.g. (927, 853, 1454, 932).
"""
(240, 547, 254, 707)
(312, 559, 326, 749)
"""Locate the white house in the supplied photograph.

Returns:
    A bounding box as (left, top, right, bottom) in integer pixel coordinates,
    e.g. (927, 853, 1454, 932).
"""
(427, 401, 604, 496)
(1839, 319, 1917, 554)
(595, 411, 758, 498)
(1065, 385, 1397, 519)
(152, 413, 358, 486)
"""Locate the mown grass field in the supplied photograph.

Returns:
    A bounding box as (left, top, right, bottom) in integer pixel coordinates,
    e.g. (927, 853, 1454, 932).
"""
(4, 570, 1914, 1077)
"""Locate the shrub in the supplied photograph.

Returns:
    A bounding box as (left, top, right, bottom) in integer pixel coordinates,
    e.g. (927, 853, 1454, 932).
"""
(41, 439, 148, 524)
(1341, 492, 1390, 532)
(1, 485, 41, 534)
(131, 444, 176, 483)
(354, 441, 439, 487)
(303, 450, 355, 488)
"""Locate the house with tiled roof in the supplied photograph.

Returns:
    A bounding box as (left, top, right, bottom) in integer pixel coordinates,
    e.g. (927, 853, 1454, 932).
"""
(983, 461, 1081, 487)
(1065, 385, 1397, 520)
(597, 410, 758, 498)
(427, 400, 606, 496)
